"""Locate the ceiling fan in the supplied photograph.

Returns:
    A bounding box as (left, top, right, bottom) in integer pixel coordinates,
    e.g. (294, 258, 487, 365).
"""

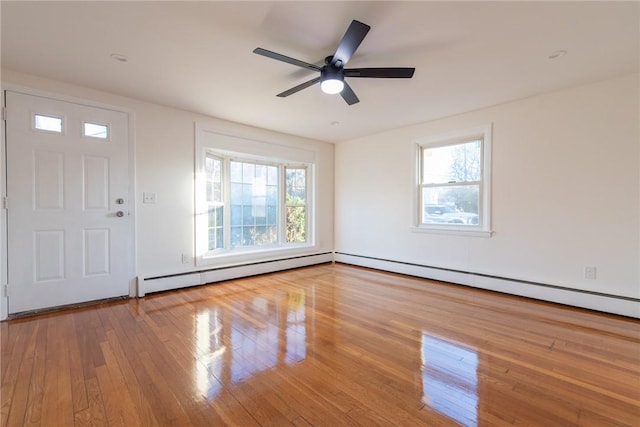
(253, 20, 415, 105)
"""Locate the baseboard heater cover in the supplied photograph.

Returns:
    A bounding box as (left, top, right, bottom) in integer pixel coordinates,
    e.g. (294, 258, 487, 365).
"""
(137, 252, 333, 296)
(334, 252, 640, 319)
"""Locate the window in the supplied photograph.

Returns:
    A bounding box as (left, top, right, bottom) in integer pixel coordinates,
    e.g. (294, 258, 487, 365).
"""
(285, 168, 307, 243)
(33, 114, 63, 133)
(83, 122, 109, 139)
(228, 160, 279, 248)
(205, 155, 224, 250)
(415, 125, 491, 236)
(196, 127, 315, 264)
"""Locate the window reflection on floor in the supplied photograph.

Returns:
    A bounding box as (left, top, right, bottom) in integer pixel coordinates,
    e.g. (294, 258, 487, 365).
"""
(195, 308, 225, 399)
(194, 289, 308, 399)
(421, 334, 478, 427)
(285, 290, 306, 364)
(231, 296, 280, 382)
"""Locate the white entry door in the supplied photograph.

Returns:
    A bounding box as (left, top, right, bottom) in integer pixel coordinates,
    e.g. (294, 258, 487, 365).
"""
(5, 91, 132, 314)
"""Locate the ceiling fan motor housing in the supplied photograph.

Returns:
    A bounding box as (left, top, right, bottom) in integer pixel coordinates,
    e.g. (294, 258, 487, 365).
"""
(321, 67, 344, 82)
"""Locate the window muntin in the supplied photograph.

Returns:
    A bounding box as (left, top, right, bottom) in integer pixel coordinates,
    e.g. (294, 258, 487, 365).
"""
(416, 125, 491, 234)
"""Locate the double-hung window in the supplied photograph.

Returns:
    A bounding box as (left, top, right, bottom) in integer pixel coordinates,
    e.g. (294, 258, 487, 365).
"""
(415, 125, 492, 236)
(196, 126, 315, 265)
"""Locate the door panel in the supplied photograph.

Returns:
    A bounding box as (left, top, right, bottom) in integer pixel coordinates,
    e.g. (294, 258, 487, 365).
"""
(34, 230, 65, 281)
(83, 228, 110, 276)
(34, 150, 65, 209)
(83, 155, 110, 210)
(6, 91, 132, 313)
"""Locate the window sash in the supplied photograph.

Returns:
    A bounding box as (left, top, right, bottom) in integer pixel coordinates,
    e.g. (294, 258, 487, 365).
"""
(422, 139, 482, 184)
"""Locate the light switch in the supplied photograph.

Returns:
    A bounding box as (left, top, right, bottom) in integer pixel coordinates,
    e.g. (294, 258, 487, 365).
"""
(143, 192, 156, 204)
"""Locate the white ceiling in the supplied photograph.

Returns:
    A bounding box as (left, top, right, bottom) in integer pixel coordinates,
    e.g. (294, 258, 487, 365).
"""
(2, 1, 638, 143)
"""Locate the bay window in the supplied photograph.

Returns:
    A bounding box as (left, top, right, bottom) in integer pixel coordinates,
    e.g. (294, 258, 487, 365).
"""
(196, 126, 315, 265)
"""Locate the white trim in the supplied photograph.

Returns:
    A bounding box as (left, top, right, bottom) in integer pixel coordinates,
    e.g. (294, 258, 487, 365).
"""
(1, 90, 7, 320)
(334, 253, 639, 319)
(138, 272, 202, 296)
(410, 226, 493, 238)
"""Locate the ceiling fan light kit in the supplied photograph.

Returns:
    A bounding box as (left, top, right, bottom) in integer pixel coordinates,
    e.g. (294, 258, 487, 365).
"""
(254, 19, 415, 105)
(320, 69, 345, 94)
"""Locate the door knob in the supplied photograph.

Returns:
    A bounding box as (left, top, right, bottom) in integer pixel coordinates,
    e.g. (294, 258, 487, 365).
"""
(116, 211, 125, 217)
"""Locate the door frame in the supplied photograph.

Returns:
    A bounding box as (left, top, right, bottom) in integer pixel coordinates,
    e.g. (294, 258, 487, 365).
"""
(0, 83, 137, 320)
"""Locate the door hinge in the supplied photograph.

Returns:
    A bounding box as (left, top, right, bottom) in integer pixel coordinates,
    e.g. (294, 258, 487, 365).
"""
(1, 197, 7, 210)
(1, 107, 6, 121)
(3, 285, 8, 297)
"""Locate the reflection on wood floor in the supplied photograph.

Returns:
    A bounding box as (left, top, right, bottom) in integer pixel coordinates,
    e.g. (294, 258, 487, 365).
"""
(1, 263, 639, 426)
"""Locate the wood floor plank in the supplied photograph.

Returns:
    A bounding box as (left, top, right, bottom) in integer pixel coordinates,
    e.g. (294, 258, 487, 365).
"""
(45, 314, 74, 426)
(3, 321, 38, 427)
(22, 318, 48, 426)
(102, 329, 162, 427)
(1, 263, 638, 426)
(73, 377, 107, 427)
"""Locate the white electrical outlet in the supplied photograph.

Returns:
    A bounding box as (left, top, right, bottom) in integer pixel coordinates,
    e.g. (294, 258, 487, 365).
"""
(182, 253, 190, 264)
(584, 266, 597, 280)
(143, 192, 156, 204)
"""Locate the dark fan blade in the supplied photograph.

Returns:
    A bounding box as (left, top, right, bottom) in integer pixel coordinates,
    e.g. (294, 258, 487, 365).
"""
(331, 20, 370, 68)
(253, 48, 322, 72)
(340, 81, 360, 105)
(277, 77, 321, 97)
(344, 67, 415, 78)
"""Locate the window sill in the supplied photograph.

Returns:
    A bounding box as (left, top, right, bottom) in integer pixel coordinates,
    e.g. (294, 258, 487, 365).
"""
(196, 243, 316, 267)
(410, 225, 493, 238)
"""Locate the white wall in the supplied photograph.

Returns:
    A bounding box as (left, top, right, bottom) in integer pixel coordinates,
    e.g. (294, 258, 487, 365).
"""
(1, 69, 334, 308)
(335, 73, 639, 317)
(2, 68, 638, 318)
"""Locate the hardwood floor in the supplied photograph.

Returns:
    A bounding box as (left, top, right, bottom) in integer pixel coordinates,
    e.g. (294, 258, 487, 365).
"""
(1, 263, 639, 426)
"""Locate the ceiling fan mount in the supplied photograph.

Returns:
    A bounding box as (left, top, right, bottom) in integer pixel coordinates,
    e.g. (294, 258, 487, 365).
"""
(253, 20, 415, 105)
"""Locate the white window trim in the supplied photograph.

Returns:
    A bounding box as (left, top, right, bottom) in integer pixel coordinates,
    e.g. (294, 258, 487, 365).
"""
(411, 124, 493, 237)
(195, 124, 317, 267)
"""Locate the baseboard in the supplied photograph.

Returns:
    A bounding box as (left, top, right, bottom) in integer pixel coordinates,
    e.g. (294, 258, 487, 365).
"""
(334, 252, 640, 319)
(138, 252, 333, 296)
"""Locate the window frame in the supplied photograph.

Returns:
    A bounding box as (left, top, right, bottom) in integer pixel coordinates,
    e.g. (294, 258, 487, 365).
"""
(413, 124, 492, 237)
(195, 127, 315, 266)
